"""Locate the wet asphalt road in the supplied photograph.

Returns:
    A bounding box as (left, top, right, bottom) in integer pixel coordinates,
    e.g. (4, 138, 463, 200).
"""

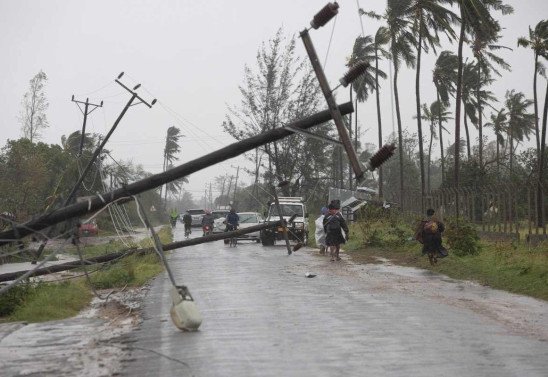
(121, 226, 548, 377)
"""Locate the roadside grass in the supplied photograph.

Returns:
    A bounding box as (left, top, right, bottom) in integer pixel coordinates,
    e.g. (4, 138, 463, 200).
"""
(345, 216, 548, 301)
(7, 281, 92, 323)
(1, 226, 173, 323)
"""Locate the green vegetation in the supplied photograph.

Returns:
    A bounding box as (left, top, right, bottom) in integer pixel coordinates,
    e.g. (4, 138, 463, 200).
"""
(345, 210, 548, 301)
(7, 281, 91, 323)
(1, 226, 172, 323)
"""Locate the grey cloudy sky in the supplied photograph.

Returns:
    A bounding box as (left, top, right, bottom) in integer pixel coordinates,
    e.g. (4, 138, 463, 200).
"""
(1, 0, 547, 201)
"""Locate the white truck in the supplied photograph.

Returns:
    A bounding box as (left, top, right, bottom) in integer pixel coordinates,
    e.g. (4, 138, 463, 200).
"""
(260, 197, 309, 246)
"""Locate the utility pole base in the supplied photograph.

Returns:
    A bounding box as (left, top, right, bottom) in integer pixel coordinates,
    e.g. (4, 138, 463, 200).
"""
(170, 286, 202, 331)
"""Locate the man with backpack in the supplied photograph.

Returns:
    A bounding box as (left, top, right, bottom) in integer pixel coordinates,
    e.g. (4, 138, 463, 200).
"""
(323, 201, 349, 262)
(415, 208, 447, 265)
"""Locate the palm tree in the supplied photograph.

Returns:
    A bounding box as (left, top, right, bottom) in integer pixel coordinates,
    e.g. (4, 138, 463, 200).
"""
(419, 101, 451, 191)
(472, 19, 511, 167)
(408, 0, 457, 210)
(374, 0, 416, 208)
(517, 19, 548, 159)
(453, 0, 513, 215)
(504, 90, 535, 174)
(163, 126, 182, 203)
(433, 51, 458, 181)
(349, 27, 389, 196)
(485, 108, 507, 176)
(461, 60, 497, 159)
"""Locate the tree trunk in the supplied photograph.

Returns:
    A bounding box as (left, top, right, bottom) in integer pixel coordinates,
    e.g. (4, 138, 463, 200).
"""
(537, 80, 547, 228)
(509, 128, 514, 175)
(428, 122, 434, 192)
(415, 26, 425, 212)
(477, 62, 483, 168)
(394, 63, 405, 209)
(375, 48, 384, 197)
(464, 104, 471, 159)
(437, 90, 445, 182)
(534, 52, 540, 161)
(496, 138, 500, 177)
(454, 11, 466, 218)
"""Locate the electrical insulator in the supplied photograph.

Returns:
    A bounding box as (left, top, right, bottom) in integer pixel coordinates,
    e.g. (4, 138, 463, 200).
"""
(310, 2, 339, 29)
(339, 61, 369, 88)
(366, 144, 396, 171)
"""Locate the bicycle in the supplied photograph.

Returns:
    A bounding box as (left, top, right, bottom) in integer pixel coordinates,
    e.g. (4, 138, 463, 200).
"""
(184, 224, 191, 239)
(224, 223, 238, 247)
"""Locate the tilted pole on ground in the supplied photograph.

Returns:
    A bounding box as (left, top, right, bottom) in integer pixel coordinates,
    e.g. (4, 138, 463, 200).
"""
(0, 221, 282, 283)
(0, 102, 353, 246)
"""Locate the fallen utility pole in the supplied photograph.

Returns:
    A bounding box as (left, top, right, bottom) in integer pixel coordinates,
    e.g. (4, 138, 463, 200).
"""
(0, 102, 353, 245)
(0, 221, 282, 283)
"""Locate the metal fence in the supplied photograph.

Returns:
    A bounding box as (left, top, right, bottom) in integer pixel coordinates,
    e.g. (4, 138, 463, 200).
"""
(386, 180, 547, 243)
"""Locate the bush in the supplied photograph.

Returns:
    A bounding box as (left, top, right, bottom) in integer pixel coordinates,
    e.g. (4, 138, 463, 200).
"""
(445, 218, 481, 256)
(0, 283, 36, 316)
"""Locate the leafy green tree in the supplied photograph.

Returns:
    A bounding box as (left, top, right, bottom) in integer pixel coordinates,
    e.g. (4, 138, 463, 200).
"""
(19, 71, 49, 143)
(223, 28, 331, 198)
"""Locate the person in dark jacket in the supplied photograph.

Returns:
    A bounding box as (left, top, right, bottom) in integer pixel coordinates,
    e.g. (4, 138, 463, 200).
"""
(418, 208, 447, 265)
(225, 208, 239, 231)
(323, 201, 349, 262)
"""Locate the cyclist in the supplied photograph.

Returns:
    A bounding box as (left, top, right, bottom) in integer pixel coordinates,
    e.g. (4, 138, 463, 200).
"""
(224, 208, 239, 245)
(182, 210, 192, 237)
(169, 208, 179, 228)
(225, 208, 239, 231)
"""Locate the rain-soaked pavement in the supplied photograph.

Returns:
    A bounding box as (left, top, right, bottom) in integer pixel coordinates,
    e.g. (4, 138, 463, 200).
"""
(121, 226, 548, 377)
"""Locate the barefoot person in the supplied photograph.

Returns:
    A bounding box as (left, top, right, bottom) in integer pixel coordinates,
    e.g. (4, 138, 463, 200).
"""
(323, 201, 349, 262)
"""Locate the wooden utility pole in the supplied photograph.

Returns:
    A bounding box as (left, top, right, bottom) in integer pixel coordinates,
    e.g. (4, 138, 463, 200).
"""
(0, 102, 354, 245)
(71, 96, 103, 156)
(233, 166, 240, 205)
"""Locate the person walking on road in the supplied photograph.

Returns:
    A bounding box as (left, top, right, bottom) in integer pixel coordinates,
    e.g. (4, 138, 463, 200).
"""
(415, 208, 448, 265)
(323, 201, 349, 262)
(315, 206, 329, 254)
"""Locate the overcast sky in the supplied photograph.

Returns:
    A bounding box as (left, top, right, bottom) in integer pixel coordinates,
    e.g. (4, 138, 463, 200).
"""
(1, 0, 547, 202)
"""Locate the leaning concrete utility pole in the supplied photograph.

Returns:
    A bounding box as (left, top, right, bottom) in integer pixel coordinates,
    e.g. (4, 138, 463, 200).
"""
(64, 72, 157, 206)
(31, 72, 157, 263)
(300, 2, 368, 183)
(71, 96, 103, 156)
(0, 102, 354, 245)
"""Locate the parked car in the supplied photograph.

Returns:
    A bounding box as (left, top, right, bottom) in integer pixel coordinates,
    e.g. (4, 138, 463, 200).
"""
(236, 212, 264, 242)
(79, 219, 99, 236)
(187, 209, 205, 227)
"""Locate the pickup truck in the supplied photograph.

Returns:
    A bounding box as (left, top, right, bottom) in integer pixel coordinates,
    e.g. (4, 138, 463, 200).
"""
(260, 197, 308, 246)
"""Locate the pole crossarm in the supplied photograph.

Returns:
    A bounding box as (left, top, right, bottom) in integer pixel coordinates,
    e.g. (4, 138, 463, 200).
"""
(0, 102, 353, 245)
